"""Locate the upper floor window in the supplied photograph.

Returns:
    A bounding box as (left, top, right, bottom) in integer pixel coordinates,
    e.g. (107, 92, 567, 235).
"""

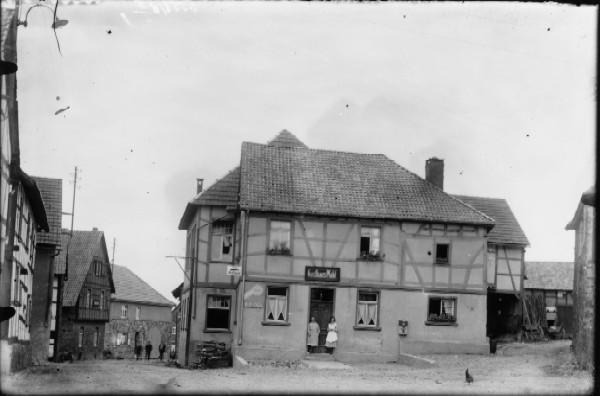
(86, 289, 92, 308)
(426, 296, 457, 325)
(211, 222, 234, 262)
(356, 291, 379, 328)
(268, 220, 291, 255)
(171, 326, 176, 335)
(435, 243, 450, 265)
(121, 304, 128, 319)
(206, 295, 231, 331)
(135, 306, 141, 321)
(360, 226, 381, 260)
(100, 291, 105, 310)
(264, 287, 288, 322)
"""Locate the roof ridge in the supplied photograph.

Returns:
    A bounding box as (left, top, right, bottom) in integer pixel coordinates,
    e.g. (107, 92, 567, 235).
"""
(242, 141, 388, 158)
(113, 265, 173, 304)
(381, 156, 495, 225)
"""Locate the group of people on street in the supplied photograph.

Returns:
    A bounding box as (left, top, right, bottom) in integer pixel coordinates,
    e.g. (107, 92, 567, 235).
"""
(134, 341, 168, 361)
(307, 316, 337, 354)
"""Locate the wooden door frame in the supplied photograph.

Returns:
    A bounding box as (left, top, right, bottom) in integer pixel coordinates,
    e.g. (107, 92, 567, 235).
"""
(307, 287, 336, 353)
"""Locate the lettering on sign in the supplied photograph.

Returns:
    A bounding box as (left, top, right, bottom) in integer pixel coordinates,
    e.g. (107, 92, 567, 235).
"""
(226, 265, 241, 276)
(244, 301, 263, 309)
(305, 266, 340, 282)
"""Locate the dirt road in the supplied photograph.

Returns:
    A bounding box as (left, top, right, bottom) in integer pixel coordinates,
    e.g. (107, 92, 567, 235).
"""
(1, 340, 593, 394)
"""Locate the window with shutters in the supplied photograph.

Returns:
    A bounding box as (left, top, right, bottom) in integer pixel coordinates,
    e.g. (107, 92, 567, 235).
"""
(355, 291, 379, 328)
(264, 287, 288, 323)
(211, 222, 234, 262)
(205, 295, 231, 331)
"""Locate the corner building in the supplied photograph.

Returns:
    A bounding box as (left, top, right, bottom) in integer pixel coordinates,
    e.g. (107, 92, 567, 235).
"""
(177, 131, 498, 365)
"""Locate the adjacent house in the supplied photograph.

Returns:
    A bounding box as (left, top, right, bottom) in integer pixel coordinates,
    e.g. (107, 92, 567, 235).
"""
(1, 0, 51, 374)
(55, 229, 115, 360)
(566, 185, 595, 371)
(29, 177, 62, 364)
(523, 261, 574, 337)
(175, 130, 519, 365)
(104, 265, 175, 359)
(451, 195, 529, 340)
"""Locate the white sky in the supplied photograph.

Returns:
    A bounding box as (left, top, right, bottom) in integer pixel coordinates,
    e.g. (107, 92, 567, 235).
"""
(17, 1, 596, 302)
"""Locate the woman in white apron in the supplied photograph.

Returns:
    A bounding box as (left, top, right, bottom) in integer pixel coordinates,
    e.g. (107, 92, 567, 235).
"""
(325, 316, 338, 354)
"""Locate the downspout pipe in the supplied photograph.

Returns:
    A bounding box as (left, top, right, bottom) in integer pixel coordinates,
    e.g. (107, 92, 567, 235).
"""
(237, 210, 248, 346)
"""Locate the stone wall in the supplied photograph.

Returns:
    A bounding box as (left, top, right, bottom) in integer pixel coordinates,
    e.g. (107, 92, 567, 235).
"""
(104, 319, 174, 359)
(572, 205, 594, 371)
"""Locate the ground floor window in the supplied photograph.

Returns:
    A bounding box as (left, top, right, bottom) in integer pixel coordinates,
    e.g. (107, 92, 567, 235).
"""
(206, 295, 231, 330)
(356, 291, 379, 327)
(427, 296, 457, 324)
(116, 332, 129, 345)
(78, 327, 84, 347)
(265, 287, 288, 322)
(93, 327, 99, 347)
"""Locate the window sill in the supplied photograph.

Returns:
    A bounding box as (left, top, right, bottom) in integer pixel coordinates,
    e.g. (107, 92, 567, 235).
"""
(434, 262, 450, 266)
(261, 321, 291, 326)
(356, 256, 383, 262)
(211, 259, 234, 264)
(353, 326, 381, 331)
(267, 251, 292, 257)
(425, 321, 458, 327)
(203, 328, 231, 333)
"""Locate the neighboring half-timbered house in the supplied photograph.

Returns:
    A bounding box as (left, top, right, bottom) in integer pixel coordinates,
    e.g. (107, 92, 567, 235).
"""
(55, 229, 115, 360)
(177, 130, 518, 364)
(451, 195, 529, 340)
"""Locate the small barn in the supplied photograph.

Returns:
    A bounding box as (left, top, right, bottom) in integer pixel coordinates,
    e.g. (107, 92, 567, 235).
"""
(523, 261, 574, 337)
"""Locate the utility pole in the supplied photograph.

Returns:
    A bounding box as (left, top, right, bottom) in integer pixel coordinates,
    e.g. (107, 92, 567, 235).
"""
(63, 166, 80, 281)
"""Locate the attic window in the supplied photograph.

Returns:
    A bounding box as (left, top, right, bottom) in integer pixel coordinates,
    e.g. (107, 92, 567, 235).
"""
(435, 243, 450, 265)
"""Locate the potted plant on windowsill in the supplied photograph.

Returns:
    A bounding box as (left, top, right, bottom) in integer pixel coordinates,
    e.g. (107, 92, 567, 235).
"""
(357, 252, 383, 261)
(267, 242, 291, 256)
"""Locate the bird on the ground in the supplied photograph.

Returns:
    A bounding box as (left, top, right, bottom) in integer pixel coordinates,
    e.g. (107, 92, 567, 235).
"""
(465, 368, 474, 384)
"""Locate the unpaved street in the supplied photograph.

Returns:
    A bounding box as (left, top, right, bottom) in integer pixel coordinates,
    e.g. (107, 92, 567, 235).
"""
(2, 341, 593, 394)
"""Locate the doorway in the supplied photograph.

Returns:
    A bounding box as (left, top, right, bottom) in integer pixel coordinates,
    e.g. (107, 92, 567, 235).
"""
(309, 288, 335, 353)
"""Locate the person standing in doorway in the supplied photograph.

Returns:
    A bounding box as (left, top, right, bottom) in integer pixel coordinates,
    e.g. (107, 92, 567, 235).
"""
(145, 341, 153, 360)
(307, 317, 320, 353)
(325, 316, 338, 354)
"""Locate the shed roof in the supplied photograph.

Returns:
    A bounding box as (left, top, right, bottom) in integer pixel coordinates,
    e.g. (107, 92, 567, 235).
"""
(239, 141, 494, 226)
(56, 229, 115, 306)
(452, 195, 529, 246)
(111, 265, 174, 307)
(32, 177, 62, 246)
(524, 261, 574, 291)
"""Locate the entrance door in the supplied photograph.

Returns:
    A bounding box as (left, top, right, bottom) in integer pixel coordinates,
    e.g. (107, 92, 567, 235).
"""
(309, 288, 335, 353)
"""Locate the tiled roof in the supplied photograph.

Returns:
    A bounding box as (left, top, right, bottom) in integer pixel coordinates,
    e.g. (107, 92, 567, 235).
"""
(56, 229, 115, 306)
(452, 195, 529, 246)
(239, 142, 495, 226)
(524, 261, 574, 291)
(178, 167, 240, 230)
(32, 177, 62, 246)
(111, 265, 174, 306)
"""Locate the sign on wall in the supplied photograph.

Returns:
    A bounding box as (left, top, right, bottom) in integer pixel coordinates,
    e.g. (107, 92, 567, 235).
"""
(226, 265, 241, 276)
(305, 266, 340, 282)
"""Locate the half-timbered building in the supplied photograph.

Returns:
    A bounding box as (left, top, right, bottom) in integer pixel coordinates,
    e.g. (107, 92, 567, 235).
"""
(177, 130, 510, 364)
(451, 195, 529, 340)
(55, 229, 115, 360)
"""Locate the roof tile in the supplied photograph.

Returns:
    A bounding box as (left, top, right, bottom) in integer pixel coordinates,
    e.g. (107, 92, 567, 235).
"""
(111, 265, 174, 306)
(524, 261, 574, 290)
(32, 177, 62, 246)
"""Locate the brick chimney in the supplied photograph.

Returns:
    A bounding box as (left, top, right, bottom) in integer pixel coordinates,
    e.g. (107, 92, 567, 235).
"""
(425, 157, 444, 190)
(196, 178, 204, 194)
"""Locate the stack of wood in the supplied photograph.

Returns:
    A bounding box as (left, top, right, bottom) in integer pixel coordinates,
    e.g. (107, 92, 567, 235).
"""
(192, 341, 231, 369)
(522, 293, 547, 341)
